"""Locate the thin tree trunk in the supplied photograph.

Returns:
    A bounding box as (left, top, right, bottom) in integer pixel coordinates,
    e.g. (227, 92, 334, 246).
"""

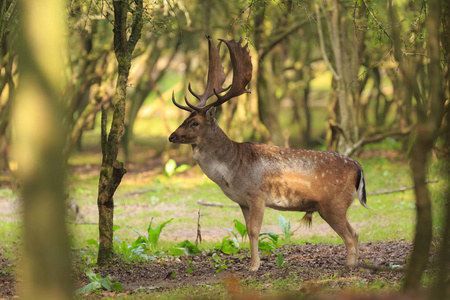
(15, 0, 71, 298)
(97, 0, 143, 266)
(403, 0, 444, 290)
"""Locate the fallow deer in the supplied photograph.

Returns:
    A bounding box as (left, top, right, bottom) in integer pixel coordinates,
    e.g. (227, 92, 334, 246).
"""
(168, 36, 368, 271)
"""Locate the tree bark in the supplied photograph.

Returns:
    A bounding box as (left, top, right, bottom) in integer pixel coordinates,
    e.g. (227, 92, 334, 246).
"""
(15, 0, 71, 298)
(97, 0, 143, 266)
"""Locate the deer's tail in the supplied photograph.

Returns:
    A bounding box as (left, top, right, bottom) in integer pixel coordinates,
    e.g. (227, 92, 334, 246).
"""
(356, 168, 369, 209)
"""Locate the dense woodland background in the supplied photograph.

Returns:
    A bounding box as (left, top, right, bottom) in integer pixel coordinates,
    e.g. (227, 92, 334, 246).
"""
(0, 0, 449, 299)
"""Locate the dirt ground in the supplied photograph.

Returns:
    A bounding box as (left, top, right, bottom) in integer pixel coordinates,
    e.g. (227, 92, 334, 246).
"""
(1, 240, 414, 298)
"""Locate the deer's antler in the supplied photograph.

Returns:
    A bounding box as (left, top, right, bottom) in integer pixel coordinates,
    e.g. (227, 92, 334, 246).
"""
(188, 35, 228, 107)
(172, 36, 252, 113)
(202, 38, 252, 111)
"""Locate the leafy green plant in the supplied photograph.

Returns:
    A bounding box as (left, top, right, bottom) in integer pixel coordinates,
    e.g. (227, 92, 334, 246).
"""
(276, 252, 284, 268)
(278, 214, 300, 243)
(218, 219, 248, 254)
(141, 218, 174, 252)
(186, 259, 194, 274)
(168, 240, 201, 256)
(216, 235, 240, 254)
(233, 219, 247, 244)
(75, 269, 123, 294)
(112, 219, 173, 259)
(164, 159, 190, 177)
(258, 232, 279, 252)
(212, 252, 229, 274)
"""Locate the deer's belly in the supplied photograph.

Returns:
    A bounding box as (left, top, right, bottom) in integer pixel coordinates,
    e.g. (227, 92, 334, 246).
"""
(265, 195, 318, 211)
(261, 173, 323, 211)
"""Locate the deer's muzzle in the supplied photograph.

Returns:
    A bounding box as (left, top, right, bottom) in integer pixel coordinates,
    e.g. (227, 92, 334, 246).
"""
(168, 133, 177, 143)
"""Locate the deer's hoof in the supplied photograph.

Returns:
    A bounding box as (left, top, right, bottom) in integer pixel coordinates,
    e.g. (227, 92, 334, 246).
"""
(249, 261, 260, 272)
(346, 259, 358, 268)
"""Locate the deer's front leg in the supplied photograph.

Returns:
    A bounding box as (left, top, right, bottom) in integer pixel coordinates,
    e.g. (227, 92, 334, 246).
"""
(240, 201, 264, 271)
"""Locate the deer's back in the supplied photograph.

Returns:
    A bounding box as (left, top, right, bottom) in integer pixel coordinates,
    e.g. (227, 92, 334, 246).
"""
(208, 142, 362, 211)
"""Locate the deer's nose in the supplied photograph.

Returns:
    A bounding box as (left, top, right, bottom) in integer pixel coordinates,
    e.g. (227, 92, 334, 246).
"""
(168, 133, 176, 142)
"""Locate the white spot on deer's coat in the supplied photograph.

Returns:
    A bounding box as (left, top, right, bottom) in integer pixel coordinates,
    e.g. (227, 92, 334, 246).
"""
(321, 173, 325, 177)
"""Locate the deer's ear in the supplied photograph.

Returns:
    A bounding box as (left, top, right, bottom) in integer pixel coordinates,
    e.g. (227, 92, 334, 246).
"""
(205, 107, 216, 124)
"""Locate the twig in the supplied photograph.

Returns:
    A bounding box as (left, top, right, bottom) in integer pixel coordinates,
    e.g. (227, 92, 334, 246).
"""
(197, 200, 237, 207)
(368, 180, 439, 196)
(195, 207, 202, 247)
(346, 47, 394, 92)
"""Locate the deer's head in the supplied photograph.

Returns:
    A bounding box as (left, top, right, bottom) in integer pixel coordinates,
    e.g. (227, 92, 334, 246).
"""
(168, 36, 252, 145)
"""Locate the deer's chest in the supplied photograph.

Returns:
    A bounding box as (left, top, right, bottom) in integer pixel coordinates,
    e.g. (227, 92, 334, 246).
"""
(194, 156, 258, 204)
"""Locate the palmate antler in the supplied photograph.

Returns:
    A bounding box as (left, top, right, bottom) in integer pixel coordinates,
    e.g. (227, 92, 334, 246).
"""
(172, 36, 252, 113)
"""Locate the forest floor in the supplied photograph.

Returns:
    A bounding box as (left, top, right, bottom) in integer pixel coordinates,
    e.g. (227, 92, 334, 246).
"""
(1, 240, 420, 299)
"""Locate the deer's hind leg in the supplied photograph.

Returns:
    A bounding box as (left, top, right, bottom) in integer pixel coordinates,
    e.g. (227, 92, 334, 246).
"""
(318, 208, 359, 267)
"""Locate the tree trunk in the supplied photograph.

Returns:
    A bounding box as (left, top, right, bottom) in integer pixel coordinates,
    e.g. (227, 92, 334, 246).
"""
(431, 2, 450, 298)
(97, 0, 143, 266)
(257, 57, 283, 145)
(402, 0, 444, 290)
(15, 0, 71, 298)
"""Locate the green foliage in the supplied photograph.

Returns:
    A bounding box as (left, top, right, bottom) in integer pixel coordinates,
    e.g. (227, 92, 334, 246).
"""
(233, 219, 248, 244)
(258, 232, 279, 251)
(278, 214, 300, 243)
(216, 219, 248, 254)
(212, 253, 229, 274)
(164, 159, 190, 177)
(276, 252, 284, 268)
(147, 218, 174, 251)
(186, 259, 194, 274)
(168, 240, 201, 256)
(75, 269, 123, 295)
(216, 235, 240, 254)
(111, 219, 174, 259)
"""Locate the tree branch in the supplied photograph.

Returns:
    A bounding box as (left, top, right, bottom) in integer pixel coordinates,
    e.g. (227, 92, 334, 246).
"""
(344, 125, 413, 156)
(314, 3, 340, 80)
(259, 20, 309, 61)
(127, 0, 144, 55)
(368, 180, 439, 196)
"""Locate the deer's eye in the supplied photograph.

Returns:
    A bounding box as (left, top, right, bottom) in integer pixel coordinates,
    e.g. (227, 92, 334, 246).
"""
(192, 122, 199, 127)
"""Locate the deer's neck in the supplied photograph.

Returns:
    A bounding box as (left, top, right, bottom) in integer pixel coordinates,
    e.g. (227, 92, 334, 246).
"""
(191, 124, 240, 185)
(192, 124, 236, 163)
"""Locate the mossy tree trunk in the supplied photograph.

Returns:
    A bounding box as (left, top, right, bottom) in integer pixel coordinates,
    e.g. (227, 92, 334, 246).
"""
(97, 0, 143, 266)
(15, 0, 71, 298)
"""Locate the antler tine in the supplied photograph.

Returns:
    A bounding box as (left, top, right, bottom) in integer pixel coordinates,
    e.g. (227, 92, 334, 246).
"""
(188, 83, 201, 101)
(172, 91, 193, 112)
(188, 35, 227, 107)
(184, 94, 201, 112)
(202, 38, 253, 111)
